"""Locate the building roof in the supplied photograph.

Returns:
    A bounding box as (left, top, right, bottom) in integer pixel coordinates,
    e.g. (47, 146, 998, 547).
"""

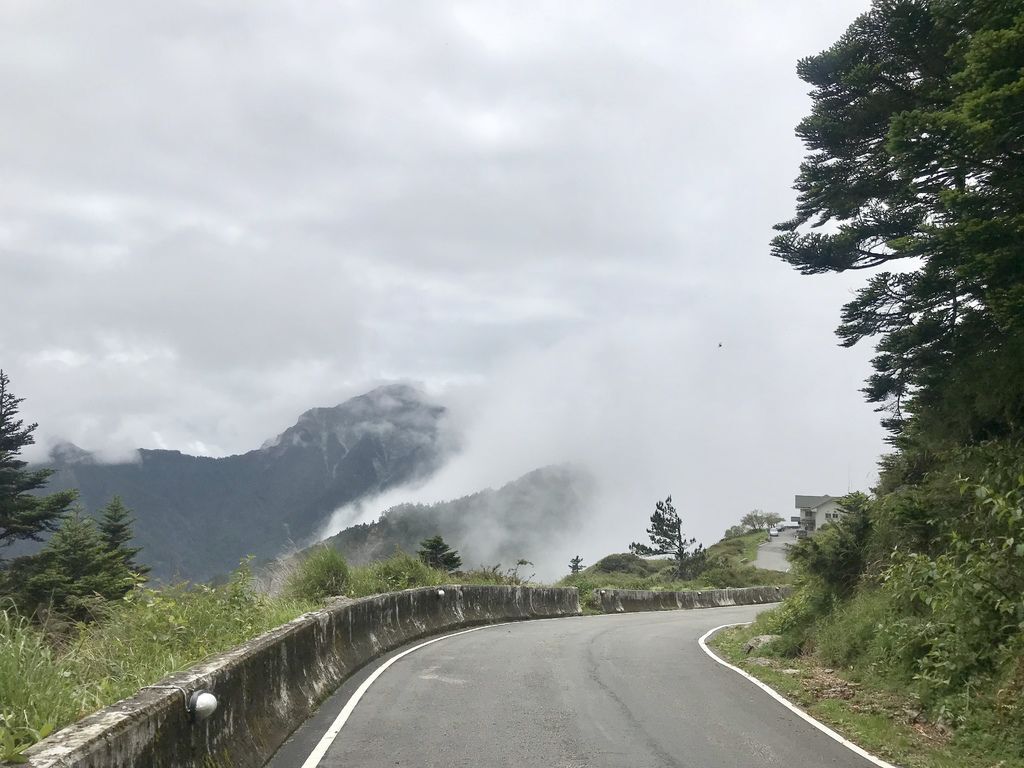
(795, 494, 836, 510)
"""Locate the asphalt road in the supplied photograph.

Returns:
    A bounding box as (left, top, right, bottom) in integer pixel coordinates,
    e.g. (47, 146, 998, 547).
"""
(754, 529, 797, 572)
(266, 604, 877, 768)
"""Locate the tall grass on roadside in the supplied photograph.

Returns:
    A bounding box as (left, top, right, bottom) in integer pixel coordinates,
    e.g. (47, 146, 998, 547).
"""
(0, 608, 71, 763)
(0, 563, 313, 761)
(348, 551, 447, 596)
(289, 547, 541, 599)
(283, 546, 350, 602)
(457, 561, 535, 586)
(1, 547, 574, 761)
(72, 564, 313, 703)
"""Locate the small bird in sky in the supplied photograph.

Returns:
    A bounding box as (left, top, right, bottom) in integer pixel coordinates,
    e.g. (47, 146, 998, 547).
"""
(718, 343, 723, 348)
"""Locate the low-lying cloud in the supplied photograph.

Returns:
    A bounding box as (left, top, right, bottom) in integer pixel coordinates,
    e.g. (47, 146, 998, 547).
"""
(319, 292, 883, 577)
(2, 0, 883, 576)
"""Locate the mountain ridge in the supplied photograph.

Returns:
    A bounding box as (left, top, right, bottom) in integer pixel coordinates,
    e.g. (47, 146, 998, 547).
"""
(38, 384, 453, 582)
(309, 463, 594, 579)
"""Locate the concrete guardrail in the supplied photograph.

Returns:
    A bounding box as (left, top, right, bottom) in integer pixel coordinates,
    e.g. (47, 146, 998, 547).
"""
(592, 585, 791, 613)
(23, 585, 581, 768)
(23, 582, 790, 767)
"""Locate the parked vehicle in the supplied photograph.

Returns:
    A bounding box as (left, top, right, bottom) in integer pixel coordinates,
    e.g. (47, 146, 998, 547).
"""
(768, 527, 779, 537)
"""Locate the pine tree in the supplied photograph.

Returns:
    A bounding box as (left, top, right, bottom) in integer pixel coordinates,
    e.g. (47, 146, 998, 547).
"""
(9, 509, 135, 621)
(630, 495, 707, 579)
(98, 495, 148, 578)
(771, 1, 1024, 446)
(568, 555, 585, 574)
(417, 535, 462, 572)
(0, 370, 77, 557)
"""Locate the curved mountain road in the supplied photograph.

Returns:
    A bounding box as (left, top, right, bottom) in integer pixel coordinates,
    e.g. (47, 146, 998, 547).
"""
(267, 604, 877, 768)
(755, 528, 797, 572)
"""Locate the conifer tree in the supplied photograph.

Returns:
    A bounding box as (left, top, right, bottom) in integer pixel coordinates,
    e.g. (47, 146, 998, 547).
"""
(630, 495, 707, 579)
(11, 509, 135, 621)
(771, 1, 1024, 446)
(98, 495, 148, 578)
(417, 534, 462, 572)
(568, 555, 585, 574)
(0, 370, 77, 557)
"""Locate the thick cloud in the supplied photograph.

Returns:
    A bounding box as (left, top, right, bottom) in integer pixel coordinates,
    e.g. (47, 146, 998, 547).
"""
(2, 1, 882, 554)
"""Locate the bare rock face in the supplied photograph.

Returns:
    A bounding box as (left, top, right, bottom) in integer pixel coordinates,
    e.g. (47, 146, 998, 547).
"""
(743, 634, 781, 655)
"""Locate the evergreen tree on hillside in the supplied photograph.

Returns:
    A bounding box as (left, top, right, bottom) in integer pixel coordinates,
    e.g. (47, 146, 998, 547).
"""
(771, 1, 1024, 448)
(417, 535, 462, 572)
(764, 6, 1024, 754)
(98, 495, 148, 578)
(630, 496, 707, 579)
(9, 509, 135, 621)
(0, 370, 77, 558)
(568, 555, 585, 574)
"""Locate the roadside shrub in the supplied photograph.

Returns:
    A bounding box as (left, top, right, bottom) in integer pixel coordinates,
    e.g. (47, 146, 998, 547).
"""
(991, 636, 1024, 737)
(284, 546, 350, 602)
(747, 581, 838, 656)
(788, 493, 872, 599)
(875, 473, 1024, 712)
(698, 560, 790, 589)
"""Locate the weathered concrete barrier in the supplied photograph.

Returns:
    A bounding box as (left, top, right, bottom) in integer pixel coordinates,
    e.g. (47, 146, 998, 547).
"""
(24, 585, 580, 768)
(592, 585, 790, 613)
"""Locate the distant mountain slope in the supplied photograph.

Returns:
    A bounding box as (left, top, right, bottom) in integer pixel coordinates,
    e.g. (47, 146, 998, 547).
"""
(315, 464, 593, 573)
(42, 384, 452, 582)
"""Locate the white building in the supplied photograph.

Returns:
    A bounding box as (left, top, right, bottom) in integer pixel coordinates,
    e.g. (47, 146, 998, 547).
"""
(792, 494, 844, 534)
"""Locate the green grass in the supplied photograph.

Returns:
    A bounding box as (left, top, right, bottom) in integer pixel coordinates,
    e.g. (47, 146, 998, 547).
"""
(0, 609, 65, 763)
(710, 620, 1024, 768)
(347, 552, 448, 596)
(705, 530, 767, 564)
(556, 530, 790, 596)
(283, 545, 350, 602)
(0, 566, 314, 763)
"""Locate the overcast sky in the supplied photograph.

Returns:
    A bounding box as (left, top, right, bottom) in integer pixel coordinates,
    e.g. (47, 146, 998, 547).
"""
(2, 1, 883, 559)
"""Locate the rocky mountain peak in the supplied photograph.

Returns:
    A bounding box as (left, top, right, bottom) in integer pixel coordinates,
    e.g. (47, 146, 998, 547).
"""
(260, 383, 445, 455)
(48, 441, 95, 465)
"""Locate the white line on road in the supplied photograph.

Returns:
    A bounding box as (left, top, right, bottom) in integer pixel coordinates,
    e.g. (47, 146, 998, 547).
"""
(698, 623, 900, 768)
(298, 622, 509, 768)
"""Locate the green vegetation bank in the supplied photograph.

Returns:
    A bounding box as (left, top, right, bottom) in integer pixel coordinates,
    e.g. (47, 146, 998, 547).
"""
(721, 0, 1024, 763)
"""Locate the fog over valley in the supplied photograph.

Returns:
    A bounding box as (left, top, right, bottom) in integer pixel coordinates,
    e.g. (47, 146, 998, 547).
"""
(2, 0, 883, 581)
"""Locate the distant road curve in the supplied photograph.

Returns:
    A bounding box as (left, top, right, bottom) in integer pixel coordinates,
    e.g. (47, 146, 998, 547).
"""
(267, 604, 878, 768)
(755, 528, 797, 572)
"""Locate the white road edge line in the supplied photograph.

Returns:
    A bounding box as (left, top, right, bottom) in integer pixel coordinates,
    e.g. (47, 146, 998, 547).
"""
(299, 622, 511, 768)
(698, 622, 901, 768)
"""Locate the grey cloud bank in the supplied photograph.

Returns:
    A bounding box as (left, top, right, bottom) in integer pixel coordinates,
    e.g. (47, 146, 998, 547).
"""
(1, 1, 881, 557)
